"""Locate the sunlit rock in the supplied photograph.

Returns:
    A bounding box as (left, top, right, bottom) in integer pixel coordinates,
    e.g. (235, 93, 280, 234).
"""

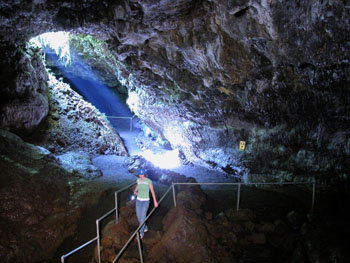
(32, 72, 128, 156)
(56, 151, 102, 179)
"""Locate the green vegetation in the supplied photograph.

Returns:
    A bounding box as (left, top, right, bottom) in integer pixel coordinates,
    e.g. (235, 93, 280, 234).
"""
(69, 34, 109, 61)
(69, 33, 132, 92)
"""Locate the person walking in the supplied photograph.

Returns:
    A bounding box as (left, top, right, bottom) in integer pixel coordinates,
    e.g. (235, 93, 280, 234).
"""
(133, 168, 158, 239)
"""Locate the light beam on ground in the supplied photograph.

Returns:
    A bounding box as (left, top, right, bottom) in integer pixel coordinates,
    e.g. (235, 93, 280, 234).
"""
(141, 149, 181, 169)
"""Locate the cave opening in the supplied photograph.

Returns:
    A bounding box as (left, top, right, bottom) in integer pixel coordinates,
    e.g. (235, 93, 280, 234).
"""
(30, 31, 133, 131)
(29, 31, 183, 169)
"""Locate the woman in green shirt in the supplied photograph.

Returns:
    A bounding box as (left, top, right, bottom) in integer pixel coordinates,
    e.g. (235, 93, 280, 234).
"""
(133, 168, 158, 239)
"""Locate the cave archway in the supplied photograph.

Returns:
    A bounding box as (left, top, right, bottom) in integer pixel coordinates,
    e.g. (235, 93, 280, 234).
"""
(28, 31, 183, 167)
(31, 31, 135, 132)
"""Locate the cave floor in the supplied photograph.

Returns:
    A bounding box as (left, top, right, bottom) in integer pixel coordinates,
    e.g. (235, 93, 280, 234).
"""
(53, 130, 325, 263)
(53, 154, 337, 263)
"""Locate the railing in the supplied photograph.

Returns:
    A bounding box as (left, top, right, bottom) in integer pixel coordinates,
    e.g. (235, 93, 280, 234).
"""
(106, 114, 136, 132)
(172, 181, 316, 211)
(61, 182, 136, 263)
(112, 185, 174, 263)
(62, 180, 316, 263)
(112, 180, 316, 263)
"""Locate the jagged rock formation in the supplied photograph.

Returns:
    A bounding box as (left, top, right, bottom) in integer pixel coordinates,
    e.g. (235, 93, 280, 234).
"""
(0, 41, 128, 156)
(30, 72, 128, 156)
(0, 43, 49, 137)
(1, 0, 349, 181)
(43, 33, 129, 97)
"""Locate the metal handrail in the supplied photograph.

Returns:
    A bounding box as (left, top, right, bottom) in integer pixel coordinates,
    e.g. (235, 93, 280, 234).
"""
(61, 182, 136, 263)
(114, 180, 316, 262)
(172, 181, 316, 212)
(112, 185, 173, 263)
(62, 180, 316, 263)
(106, 114, 136, 132)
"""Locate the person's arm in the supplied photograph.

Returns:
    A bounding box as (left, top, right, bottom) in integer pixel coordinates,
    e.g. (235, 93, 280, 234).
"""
(149, 182, 158, 207)
(133, 185, 138, 196)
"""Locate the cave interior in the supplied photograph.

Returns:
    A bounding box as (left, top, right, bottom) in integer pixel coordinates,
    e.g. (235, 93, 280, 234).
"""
(0, 1, 349, 263)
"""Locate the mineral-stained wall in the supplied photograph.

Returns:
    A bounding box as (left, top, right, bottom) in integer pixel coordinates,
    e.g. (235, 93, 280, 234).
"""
(0, 0, 349, 180)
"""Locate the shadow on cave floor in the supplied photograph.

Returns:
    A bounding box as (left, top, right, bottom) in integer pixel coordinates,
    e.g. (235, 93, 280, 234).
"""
(52, 175, 320, 263)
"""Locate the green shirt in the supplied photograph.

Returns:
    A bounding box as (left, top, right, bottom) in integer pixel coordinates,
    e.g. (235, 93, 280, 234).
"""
(137, 178, 152, 200)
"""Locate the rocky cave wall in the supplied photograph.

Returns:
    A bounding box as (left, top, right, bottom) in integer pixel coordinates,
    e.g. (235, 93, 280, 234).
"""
(0, 0, 349, 181)
(0, 129, 106, 262)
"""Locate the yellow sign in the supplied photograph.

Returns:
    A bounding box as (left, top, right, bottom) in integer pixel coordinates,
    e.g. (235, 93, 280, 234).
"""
(239, 141, 246, 151)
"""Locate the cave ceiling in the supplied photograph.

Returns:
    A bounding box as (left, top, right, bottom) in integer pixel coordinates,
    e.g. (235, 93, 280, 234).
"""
(0, 0, 349, 180)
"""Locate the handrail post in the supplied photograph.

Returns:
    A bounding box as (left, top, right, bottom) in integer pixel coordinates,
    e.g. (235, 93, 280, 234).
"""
(61, 255, 65, 263)
(172, 183, 177, 207)
(136, 232, 144, 263)
(96, 220, 101, 263)
(236, 183, 241, 211)
(132, 114, 137, 131)
(311, 180, 316, 212)
(115, 191, 119, 224)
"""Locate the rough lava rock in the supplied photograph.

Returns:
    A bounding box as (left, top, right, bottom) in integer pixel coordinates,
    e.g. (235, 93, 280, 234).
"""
(96, 175, 350, 263)
(0, 129, 104, 263)
(56, 151, 102, 179)
(0, 44, 49, 137)
(0, 0, 349, 182)
(29, 72, 128, 156)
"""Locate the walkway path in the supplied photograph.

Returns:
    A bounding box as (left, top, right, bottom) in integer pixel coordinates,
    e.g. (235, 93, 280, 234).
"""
(119, 130, 142, 155)
(93, 128, 236, 185)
